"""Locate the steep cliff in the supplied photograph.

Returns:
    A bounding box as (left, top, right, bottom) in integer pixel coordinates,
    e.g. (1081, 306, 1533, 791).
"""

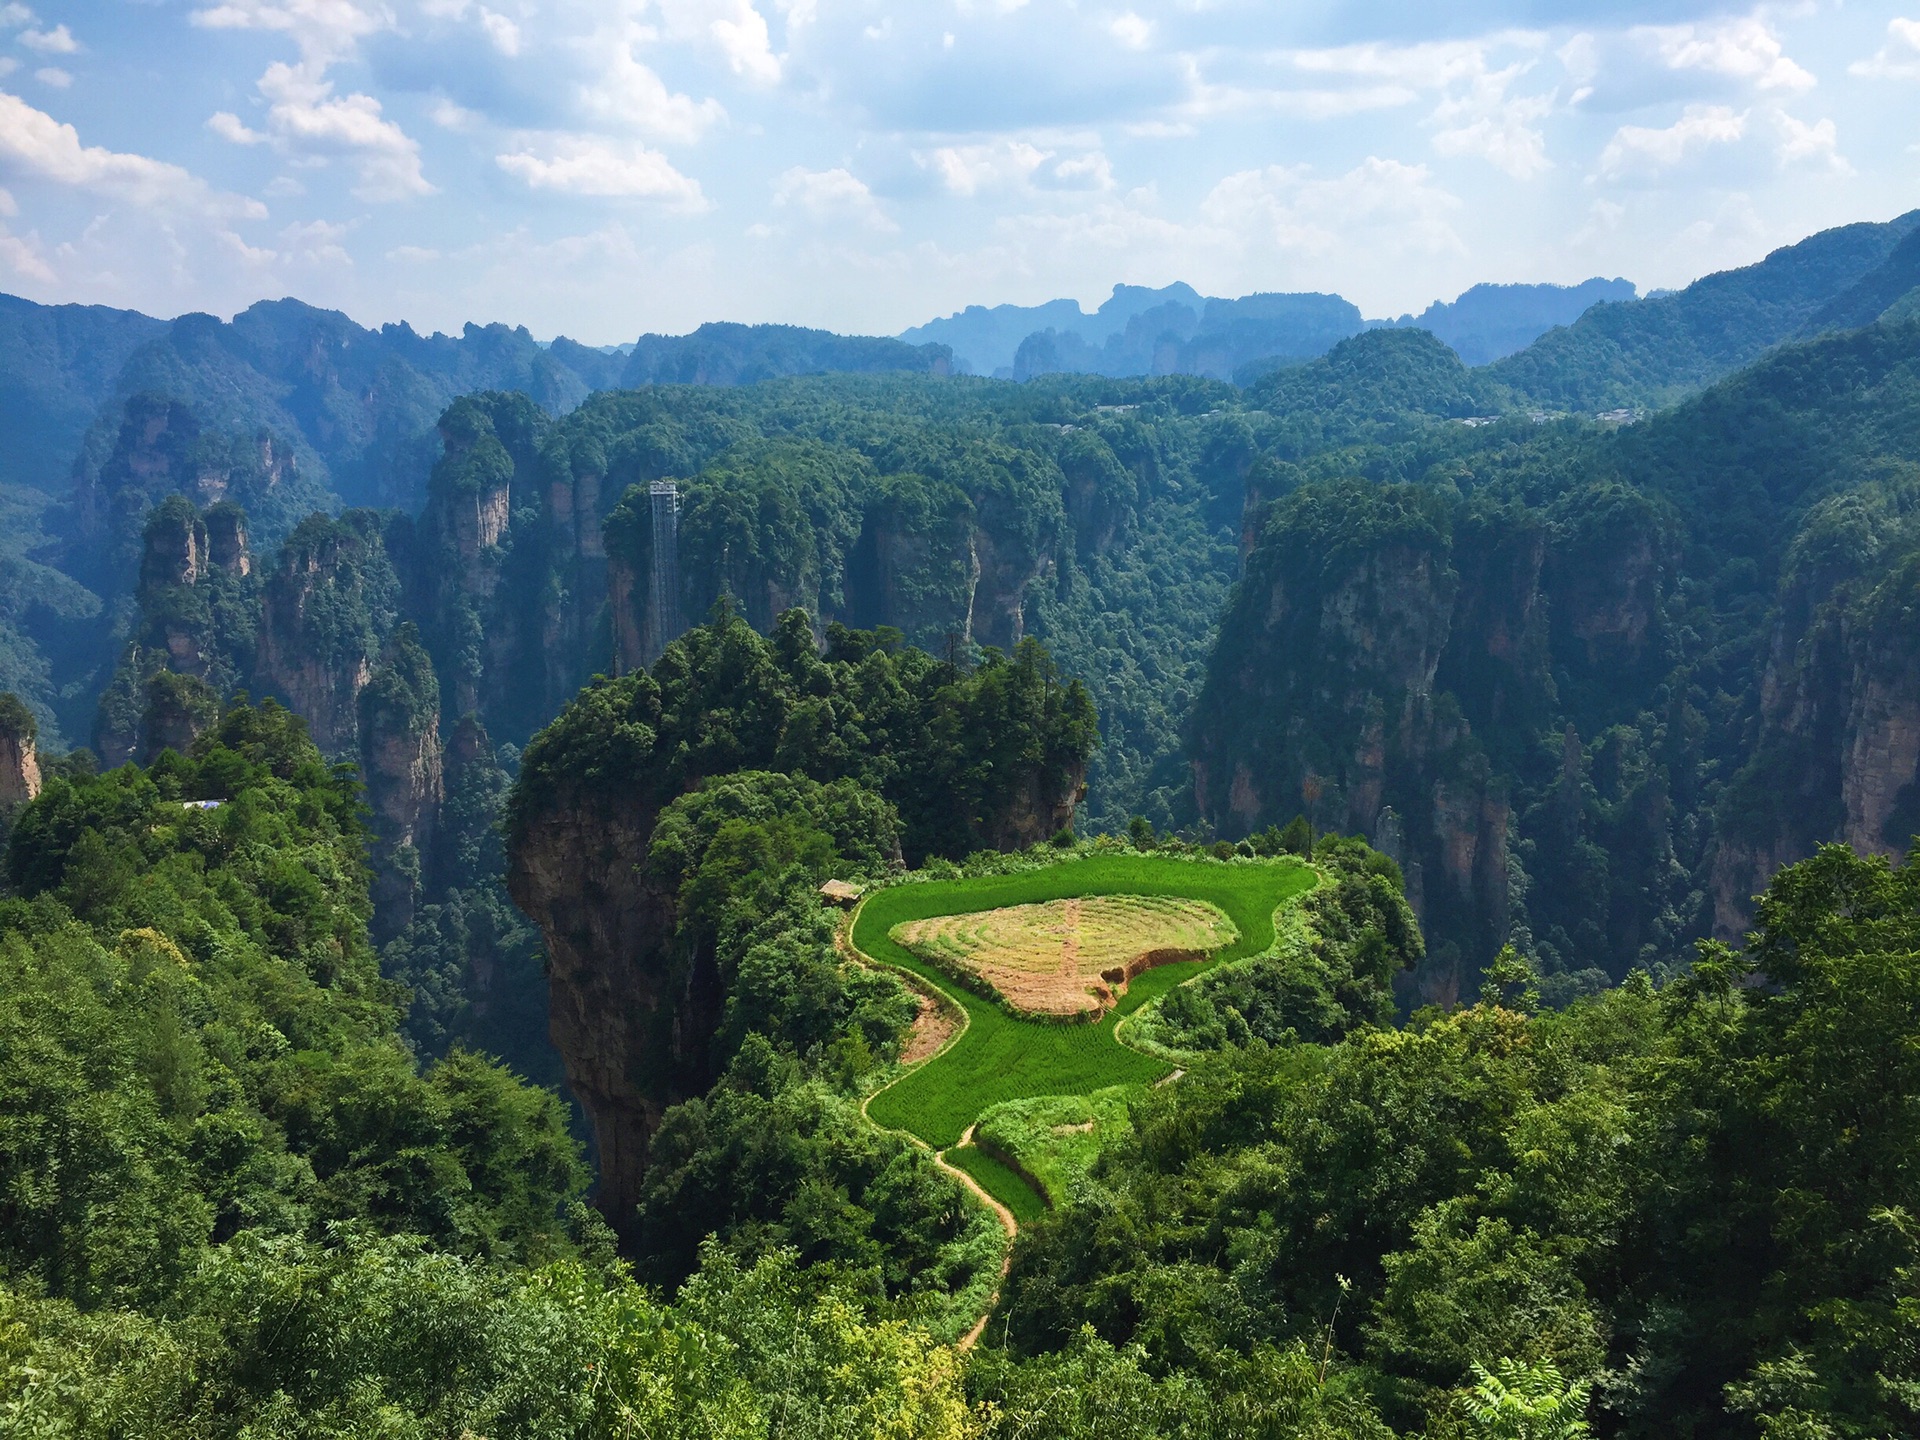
(0, 692, 41, 816)
(358, 627, 445, 938)
(255, 512, 402, 756)
(70, 393, 325, 594)
(1714, 492, 1920, 933)
(506, 612, 1094, 1223)
(1190, 479, 1515, 998)
(93, 496, 259, 766)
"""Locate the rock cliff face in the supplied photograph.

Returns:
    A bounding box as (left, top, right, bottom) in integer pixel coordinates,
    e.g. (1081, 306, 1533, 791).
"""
(1712, 525, 1920, 936)
(507, 788, 703, 1234)
(140, 672, 219, 761)
(256, 513, 398, 756)
(94, 496, 261, 766)
(505, 620, 1094, 1228)
(0, 695, 41, 815)
(359, 629, 444, 937)
(1192, 478, 1678, 994)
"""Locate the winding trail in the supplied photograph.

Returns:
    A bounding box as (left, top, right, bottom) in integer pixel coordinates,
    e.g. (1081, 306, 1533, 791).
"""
(933, 1125, 1018, 1353)
(839, 867, 1319, 1351)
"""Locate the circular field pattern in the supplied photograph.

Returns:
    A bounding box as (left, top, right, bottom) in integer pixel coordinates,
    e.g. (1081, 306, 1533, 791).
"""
(892, 894, 1238, 1017)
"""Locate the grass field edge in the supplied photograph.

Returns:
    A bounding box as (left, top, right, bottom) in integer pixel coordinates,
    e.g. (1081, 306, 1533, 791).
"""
(1110, 862, 1325, 1063)
(848, 893, 975, 1145)
(851, 854, 1319, 1146)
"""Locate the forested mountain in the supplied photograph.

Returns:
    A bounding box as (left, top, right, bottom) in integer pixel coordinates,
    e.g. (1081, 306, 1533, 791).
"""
(620, 321, 952, 386)
(1383, 277, 1638, 366)
(1486, 209, 1920, 410)
(1195, 310, 1920, 1002)
(903, 277, 1641, 379)
(3, 207, 1920, 1438)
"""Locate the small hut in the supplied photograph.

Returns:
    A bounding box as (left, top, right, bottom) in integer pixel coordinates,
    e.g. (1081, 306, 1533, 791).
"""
(818, 879, 864, 908)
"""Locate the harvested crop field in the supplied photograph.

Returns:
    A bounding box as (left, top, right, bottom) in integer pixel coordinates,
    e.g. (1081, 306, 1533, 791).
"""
(893, 895, 1237, 1016)
(857, 853, 1315, 1147)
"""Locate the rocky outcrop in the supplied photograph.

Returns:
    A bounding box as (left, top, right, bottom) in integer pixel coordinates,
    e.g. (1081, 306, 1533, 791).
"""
(256, 513, 397, 756)
(1840, 638, 1920, 858)
(1191, 479, 1671, 993)
(205, 503, 251, 577)
(506, 787, 707, 1236)
(0, 694, 41, 814)
(1711, 535, 1920, 935)
(359, 627, 444, 937)
(140, 671, 219, 761)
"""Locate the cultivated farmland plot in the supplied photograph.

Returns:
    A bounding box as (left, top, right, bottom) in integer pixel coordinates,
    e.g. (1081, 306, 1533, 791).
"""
(856, 853, 1315, 1149)
(893, 893, 1238, 1017)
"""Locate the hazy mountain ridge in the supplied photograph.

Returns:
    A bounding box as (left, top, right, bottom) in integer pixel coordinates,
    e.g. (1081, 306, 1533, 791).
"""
(906, 276, 1640, 380)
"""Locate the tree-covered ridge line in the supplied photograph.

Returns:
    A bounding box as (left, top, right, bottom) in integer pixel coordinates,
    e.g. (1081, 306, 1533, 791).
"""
(504, 610, 1099, 1235)
(0, 699, 589, 1309)
(62, 285, 1920, 1055)
(998, 841, 1920, 1440)
(1194, 309, 1920, 1004)
(9, 678, 1915, 1437)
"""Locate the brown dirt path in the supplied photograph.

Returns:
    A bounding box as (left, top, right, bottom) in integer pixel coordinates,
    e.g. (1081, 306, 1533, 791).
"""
(933, 1124, 1018, 1353)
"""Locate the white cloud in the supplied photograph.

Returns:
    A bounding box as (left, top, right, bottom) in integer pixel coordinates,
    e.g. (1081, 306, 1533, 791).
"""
(1109, 12, 1151, 51)
(578, 24, 728, 143)
(773, 165, 896, 231)
(656, 0, 781, 84)
(0, 224, 50, 282)
(1599, 103, 1747, 178)
(278, 216, 352, 264)
(388, 243, 441, 262)
(497, 134, 707, 207)
(1046, 151, 1114, 190)
(18, 23, 76, 54)
(921, 139, 1048, 196)
(429, 98, 480, 130)
(478, 8, 520, 57)
(32, 64, 66, 87)
(208, 111, 267, 144)
(0, 91, 264, 218)
(1851, 17, 1920, 81)
(1774, 112, 1849, 174)
(1201, 156, 1465, 258)
(1428, 63, 1552, 179)
(1636, 17, 1814, 93)
(216, 61, 433, 200)
(189, 0, 388, 66)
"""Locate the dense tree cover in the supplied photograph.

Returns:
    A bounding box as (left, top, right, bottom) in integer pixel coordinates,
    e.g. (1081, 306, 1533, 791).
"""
(997, 841, 1920, 1439)
(1484, 210, 1920, 411)
(1136, 834, 1424, 1053)
(510, 607, 1097, 865)
(0, 701, 588, 1313)
(0, 1239, 981, 1440)
(575, 372, 1248, 831)
(1195, 311, 1920, 997)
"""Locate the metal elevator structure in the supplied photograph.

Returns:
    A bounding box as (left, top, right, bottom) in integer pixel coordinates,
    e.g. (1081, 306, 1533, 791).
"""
(641, 480, 683, 667)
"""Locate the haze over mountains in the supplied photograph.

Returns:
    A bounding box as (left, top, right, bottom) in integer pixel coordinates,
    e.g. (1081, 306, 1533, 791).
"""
(7, 162, 1920, 1440)
(2, 209, 1917, 759)
(901, 275, 1639, 379)
(0, 270, 1637, 500)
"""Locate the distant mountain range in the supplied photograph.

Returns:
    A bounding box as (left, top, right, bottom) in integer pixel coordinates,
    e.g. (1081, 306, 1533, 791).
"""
(898, 276, 1639, 379)
(4, 212, 1915, 520)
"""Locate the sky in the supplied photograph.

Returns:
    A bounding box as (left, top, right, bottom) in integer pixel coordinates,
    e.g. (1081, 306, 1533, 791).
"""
(1, 1, 1917, 343)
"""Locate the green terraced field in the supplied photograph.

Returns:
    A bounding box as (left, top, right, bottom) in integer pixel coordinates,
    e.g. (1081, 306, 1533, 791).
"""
(943, 1145, 1048, 1226)
(972, 1084, 1138, 1208)
(858, 854, 1314, 1146)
